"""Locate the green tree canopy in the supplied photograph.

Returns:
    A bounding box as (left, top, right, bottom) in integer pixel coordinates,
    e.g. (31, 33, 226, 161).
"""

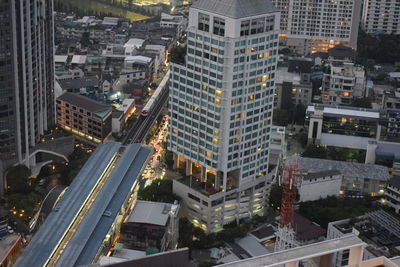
(138, 179, 180, 203)
(6, 165, 31, 194)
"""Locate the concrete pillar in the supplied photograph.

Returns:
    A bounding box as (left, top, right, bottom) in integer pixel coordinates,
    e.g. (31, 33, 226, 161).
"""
(365, 140, 377, 164)
(284, 261, 299, 267)
(376, 124, 382, 140)
(319, 253, 333, 267)
(348, 246, 363, 267)
(173, 153, 179, 169)
(200, 166, 206, 182)
(222, 171, 227, 192)
(185, 159, 192, 176)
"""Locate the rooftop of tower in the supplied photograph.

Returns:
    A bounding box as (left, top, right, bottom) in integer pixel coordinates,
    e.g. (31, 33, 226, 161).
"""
(192, 0, 278, 19)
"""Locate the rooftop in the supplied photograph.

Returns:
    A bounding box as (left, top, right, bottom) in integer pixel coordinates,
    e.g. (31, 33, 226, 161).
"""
(292, 156, 390, 181)
(307, 104, 380, 119)
(71, 55, 87, 64)
(220, 235, 364, 267)
(388, 176, 400, 189)
(293, 213, 326, 241)
(302, 170, 341, 181)
(58, 76, 99, 90)
(192, 0, 277, 19)
(0, 234, 20, 265)
(58, 92, 111, 117)
(126, 200, 179, 227)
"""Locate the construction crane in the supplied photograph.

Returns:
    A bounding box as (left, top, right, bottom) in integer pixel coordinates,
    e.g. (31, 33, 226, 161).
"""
(274, 156, 300, 252)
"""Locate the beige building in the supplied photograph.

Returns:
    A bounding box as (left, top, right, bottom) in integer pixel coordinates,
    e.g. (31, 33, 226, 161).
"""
(56, 92, 112, 143)
(272, 0, 362, 54)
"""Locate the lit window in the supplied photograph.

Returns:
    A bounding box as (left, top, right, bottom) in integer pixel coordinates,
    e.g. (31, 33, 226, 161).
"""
(213, 138, 219, 144)
(258, 53, 264, 59)
(215, 98, 221, 104)
(248, 95, 254, 101)
(263, 74, 269, 81)
(214, 130, 220, 136)
(206, 151, 213, 158)
(262, 83, 267, 88)
(264, 52, 269, 58)
(173, 128, 178, 134)
(216, 90, 222, 97)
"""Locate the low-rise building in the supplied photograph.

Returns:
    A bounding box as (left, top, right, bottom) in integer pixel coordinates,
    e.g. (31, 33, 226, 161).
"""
(322, 63, 366, 105)
(269, 126, 287, 165)
(58, 76, 99, 95)
(221, 234, 399, 267)
(57, 92, 112, 143)
(274, 58, 313, 109)
(120, 200, 180, 252)
(327, 210, 400, 265)
(293, 156, 390, 196)
(306, 104, 382, 150)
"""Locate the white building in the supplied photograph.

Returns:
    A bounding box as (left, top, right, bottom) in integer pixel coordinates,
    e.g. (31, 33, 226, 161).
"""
(269, 126, 287, 165)
(294, 156, 390, 197)
(362, 0, 400, 35)
(384, 177, 400, 213)
(322, 63, 366, 105)
(124, 38, 145, 56)
(298, 170, 342, 202)
(274, 58, 313, 109)
(272, 0, 362, 54)
(168, 0, 280, 232)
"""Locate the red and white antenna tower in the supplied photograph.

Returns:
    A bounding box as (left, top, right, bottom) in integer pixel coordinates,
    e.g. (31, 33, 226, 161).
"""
(274, 155, 300, 252)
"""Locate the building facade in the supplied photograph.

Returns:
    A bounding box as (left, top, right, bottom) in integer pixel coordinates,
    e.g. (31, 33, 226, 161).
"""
(306, 105, 382, 150)
(56, 92, 112, 143)
(168, 0, 280, 232)
(0, 0, 55, 162)
(384, 177, 400, 213)
(322, 63, 366, 106)
(272, 0, 361, 54)
(362, 0, 400, 35)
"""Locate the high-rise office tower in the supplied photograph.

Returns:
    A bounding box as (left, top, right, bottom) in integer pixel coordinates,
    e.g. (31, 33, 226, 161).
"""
(272, 0, 362, 54)
(0, 0, 55, 163)
(362, 0, 400, 35)
(168, 0, 280, 232)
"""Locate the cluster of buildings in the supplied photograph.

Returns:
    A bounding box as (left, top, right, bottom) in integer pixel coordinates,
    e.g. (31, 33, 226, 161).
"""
(53, 12, 186, 143)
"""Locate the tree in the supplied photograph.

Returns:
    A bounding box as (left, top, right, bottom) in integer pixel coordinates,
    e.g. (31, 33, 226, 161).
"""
(302, 144, 328, 159)
(273, 109, 289, 126)
(165, 150, 174, 169)
(269, 184, 282, 211)
(169, 44, 187, 64)
(80, 32, 91, 47)
(351, 97, 372, 108)
(138, 179, 180, 203)
(6, 165, 31, 194)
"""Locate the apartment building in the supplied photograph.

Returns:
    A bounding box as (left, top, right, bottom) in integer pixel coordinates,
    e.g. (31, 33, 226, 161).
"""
(168, 0, 280, 232)
(322, 62, 366, 105)
(362, 0, 400, 35)
(56, 92, 112, 143)
(272, 0, 362, 54)
(0, 0, 55, 162)
(274, 57, 313, 109)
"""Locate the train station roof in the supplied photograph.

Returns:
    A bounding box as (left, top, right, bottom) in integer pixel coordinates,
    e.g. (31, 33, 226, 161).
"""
(15, 142, 152, 267)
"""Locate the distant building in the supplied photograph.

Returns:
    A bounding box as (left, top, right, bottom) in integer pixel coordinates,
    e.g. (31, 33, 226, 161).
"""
(306, 104, 382, 150)
(269, 126, 287, 165)
(120, 200, 180, 252)
(362, 0, 400, 35)
(57, 92, 112, 143)
(274, 58, 313, 109)
(384, 176, 400, 213)
(272, 0, 361, 54)
(322, 63, 366, 105)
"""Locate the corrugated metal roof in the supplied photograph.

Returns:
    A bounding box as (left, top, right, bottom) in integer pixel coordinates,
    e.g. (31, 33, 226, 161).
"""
(293, 156, 390, 181)
(15, 143, 152, 267)
(192, 0, 277, 19)
(126, 200, 174, 226)
(14, 142, 121, 267)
